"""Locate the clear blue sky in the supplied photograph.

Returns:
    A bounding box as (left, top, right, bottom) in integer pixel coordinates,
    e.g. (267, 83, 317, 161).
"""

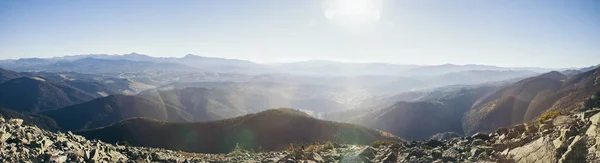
(0, 0, 598, 68)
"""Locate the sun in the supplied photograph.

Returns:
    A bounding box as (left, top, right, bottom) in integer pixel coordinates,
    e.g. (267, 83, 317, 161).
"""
(325, 0, 381, 22)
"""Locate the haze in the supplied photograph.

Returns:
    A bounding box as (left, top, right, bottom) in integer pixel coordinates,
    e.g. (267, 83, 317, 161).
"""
(1, 0, 599, 68)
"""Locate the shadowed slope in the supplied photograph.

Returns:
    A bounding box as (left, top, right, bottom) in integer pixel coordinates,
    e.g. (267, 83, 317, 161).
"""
(42, 95, 193, 131)
(77, 108, 401, 153)
(0, 68, 21, 83)
(0, 77, 96, 112)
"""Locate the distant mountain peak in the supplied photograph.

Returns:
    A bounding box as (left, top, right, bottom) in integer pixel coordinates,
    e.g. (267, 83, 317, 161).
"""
(537, 71, 566, 80)
(183, 54, 204, 59)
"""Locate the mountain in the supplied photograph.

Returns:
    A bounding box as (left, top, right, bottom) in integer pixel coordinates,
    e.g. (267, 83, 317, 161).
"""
(22, 71, 143, 96)
(0, 108, 61, 131)
(0, 77, 96, 112)
(0, 68, 21, 83)
(352, 84, 505, 110)
(42, 95, 193, 131)
(77, 108, 401, 153)
(579, 64, 600, 72)
(169, 54, 264, 72)
(152, 82, 348, 114)
(463, 68, 600, 134)
(407, 64, 552, 76)
(140, 86, 347, 121)
(431, 70, 537, 86)
(47, 58, 196, 73)
(329, 85, 499, 140)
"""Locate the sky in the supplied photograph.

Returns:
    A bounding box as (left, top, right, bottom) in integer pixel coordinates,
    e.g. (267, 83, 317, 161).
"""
(0, 0, 599, 68)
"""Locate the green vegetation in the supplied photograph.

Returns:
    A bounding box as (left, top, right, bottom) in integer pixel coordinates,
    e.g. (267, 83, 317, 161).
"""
(323, 141, 335, 150)
(370, 140, 399, 148)
(228, 143, 247, 157)
(538, 110, 562, 123)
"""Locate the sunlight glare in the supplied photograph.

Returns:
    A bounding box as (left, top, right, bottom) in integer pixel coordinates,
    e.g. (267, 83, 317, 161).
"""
(325, 0, 381, 23)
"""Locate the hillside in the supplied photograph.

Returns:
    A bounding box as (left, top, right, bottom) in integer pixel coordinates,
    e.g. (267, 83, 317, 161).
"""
(340, 85, 499, 140)
(42, 95, 193, 131)
(77, 108, 401, 153)
(0, 108, 61, 131)
(0, 77, 96, 112)
(0, 68, 21, 83)
(140, 86, 347, 120)
(464, 68, 600, 134)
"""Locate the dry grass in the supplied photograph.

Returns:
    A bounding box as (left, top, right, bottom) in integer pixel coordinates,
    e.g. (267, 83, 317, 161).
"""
(538, 110, 562, 123)
(370, 140, 399, 148)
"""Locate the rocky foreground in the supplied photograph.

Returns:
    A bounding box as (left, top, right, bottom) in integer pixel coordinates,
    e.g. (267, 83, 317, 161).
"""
(2, 108, 600, 162)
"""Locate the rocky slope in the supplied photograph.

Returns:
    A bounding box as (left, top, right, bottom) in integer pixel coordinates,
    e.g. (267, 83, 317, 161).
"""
(4, 106, 600, 162)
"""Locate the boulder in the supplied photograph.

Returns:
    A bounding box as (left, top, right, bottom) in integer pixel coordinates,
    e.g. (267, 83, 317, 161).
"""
(357, 146, 377, 159)
(8, 119, 23, 126)
(425, 139, 444, 148)
(526, 124, 539, 134)
(471, 132, 490, 141)
(495, 127, 509, 136)
(513, 124, 526, 134)
(471, 139, 485, 146)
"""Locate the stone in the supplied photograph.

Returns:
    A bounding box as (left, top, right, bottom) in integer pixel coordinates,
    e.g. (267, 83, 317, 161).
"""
(539, 123, 554, 131)
(425, 139, 444, 148)
(8, 119, 23, 126)
(307, 152, 323, 162)
(526, 124, 539, 134)
(513, 124, 527, 134)
(506, 130, 520, 139)
(0, 132, 11, 143)
(50, 154, 67, 163)
(471, 139, 485, 146)
(492, 143, 507, 151)
(471, 132, 490, 141)
(357, 146, 376, 159)
(559, 126, 576, 142)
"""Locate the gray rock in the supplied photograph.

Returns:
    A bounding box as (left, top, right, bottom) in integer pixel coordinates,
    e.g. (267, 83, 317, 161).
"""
(496, 127, 509, 136)
(471, 132, 490, 141)
(8, 119, 23, 126)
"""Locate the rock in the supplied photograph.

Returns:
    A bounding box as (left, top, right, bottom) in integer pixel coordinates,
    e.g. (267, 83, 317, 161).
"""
(496, 127, 509, 136)
(357, 146, 376, 159)
(0, 132, 11, 143)
(526, 124, 539, 134)
(50, 154, 67, 163)
(306, 152, 323, 162)
(425, 139, 444, 148)
(380, 151, 397, 162)
(508, 137, 558, 163)
(471, 139, 485, 146)
(559, 135, 588, 162)
(429, 132, 461, 141)
(8, 119, 23, 126)
(492, 143, 507, 151)
(471, 132, 490, 141)
(506, 130, 520, 139)
(513, 124, 527, 134)
(560, 126, 576, 142)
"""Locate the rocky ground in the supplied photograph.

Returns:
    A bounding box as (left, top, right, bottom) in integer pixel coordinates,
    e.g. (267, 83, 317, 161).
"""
(2, 108, 600, 162)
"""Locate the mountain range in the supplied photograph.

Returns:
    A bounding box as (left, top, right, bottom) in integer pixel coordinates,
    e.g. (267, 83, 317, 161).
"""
(0, 54, 599, 157)
(0, 53, 560, 76)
